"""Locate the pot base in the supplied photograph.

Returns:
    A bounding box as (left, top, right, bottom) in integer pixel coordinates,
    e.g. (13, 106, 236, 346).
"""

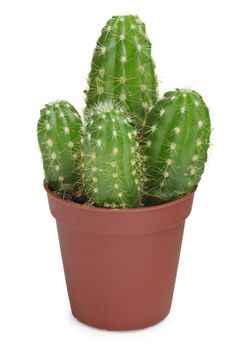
(71, 307, 171, 331)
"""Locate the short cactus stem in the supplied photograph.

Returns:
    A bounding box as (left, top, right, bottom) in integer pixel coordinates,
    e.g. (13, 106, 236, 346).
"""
(144, 89, 211, 204)
(85, 15, 158, 126)
(83, 102, 143, 208)
(37, 100, 83, 195)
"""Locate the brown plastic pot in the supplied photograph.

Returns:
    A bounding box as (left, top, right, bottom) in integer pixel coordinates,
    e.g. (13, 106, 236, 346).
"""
(45, 183, 195, 330)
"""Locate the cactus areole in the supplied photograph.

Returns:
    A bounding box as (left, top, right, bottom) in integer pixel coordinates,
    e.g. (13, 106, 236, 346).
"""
(86, 15, 158, 126)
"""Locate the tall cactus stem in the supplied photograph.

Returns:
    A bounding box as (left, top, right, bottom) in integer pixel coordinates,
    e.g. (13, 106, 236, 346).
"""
(86, 15, 158, 126)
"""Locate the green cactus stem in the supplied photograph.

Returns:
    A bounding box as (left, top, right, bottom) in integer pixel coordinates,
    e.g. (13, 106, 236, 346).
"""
(37, 100, 83, 195)
(85, 15, 158, 126)
(144, 89, 211, 204)
(83, 102, 143, 208)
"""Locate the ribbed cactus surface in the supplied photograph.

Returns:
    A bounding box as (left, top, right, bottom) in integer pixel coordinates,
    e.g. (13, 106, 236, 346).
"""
(37, 100, 83, 194)
(83, 102, 143, 208)
(144, 89, 211, 204)
(86, 15, 158, 125)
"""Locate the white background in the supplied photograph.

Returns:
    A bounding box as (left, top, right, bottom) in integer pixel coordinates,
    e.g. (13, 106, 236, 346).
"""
(0, 0, 241, 348)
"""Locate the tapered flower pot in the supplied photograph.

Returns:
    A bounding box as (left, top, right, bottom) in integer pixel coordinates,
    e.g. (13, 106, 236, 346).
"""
(45, 183, 195, 330)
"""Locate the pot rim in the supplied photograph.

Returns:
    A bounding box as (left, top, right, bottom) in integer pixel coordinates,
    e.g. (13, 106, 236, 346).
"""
(44, 181, 196, 214)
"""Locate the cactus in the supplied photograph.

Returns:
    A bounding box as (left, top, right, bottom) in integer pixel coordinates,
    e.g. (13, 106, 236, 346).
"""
(83, 102, 143, 208)
(144, 89, 211, 204)
(37, 100, 83, 196)
(85, 15, 158, 126)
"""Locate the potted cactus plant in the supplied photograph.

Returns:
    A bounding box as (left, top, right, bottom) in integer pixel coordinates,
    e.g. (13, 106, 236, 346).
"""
(37, 15, 211, 330)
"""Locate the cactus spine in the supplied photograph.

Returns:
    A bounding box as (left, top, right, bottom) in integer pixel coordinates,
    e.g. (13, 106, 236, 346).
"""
(144, 89, 211, 204)
(86, 15, 158, 126)
(83, 102, 143, 208)
(37, 100, 83, 195)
